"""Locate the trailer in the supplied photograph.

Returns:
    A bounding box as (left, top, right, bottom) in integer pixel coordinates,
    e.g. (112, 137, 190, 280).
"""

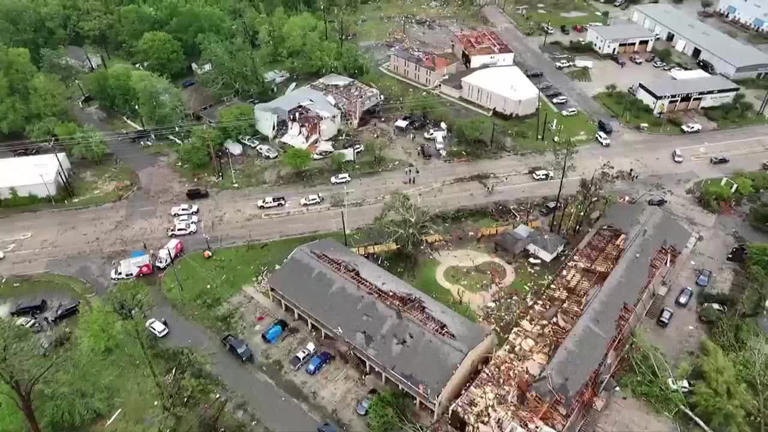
(155, 239, 183, 269)
(111, 252, 153, 280)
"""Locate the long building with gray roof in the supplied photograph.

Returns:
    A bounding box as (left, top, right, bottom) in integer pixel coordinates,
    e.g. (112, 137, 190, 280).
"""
(267, 239, 494, 417)
(631, 4, 768, 78)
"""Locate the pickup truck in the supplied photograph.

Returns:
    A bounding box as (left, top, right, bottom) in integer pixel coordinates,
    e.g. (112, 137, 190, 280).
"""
(221, 334, 254, 362)
(257, 196, 287, 209)
(289, 342, 317, 370)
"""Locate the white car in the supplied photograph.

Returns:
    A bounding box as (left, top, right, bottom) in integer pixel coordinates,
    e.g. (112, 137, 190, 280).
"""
(174, 214, 199, 224)
(239, 135, 259, 148)
(300, 194, 324, 206)
(551, 96, 568, 104)
(312, 150, 334, 160)
(532, 170, 554, 181)
(667, 378, 691, 393)
(170, 204, 199, 216)
(424, 128, 446, 140)
(672, 149, 684, 163)
(595, 131, 611, 146)
(560, 108, 577, 116)
(255, 144, 278, 159)
(554, 60, 571, 69)
(330, 173, 352, 184)
(681, 123, 702, 133)
(146, 318, 169, 337)
(167, 222, 197, 237)
(352, 144, 364, 153)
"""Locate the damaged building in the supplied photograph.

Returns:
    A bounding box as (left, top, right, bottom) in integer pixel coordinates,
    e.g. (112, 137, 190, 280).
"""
(450, 203, 693, 432)
(253, 74, 381, 149)
(452, 30, 515, 69)
(267, 239, 496, 417)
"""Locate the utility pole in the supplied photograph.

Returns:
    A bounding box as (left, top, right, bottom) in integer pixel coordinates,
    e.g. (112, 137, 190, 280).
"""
(759, 88, 768, 115)
(542, 20, 551, 46)
(39, 174, 55, 204)
(489, 120, 496, 149)
(52, 144, 73, 197)
(168, 247, 183, 293)
(536, 89, 542, 140)
(323, 4, 328, 40)
(227, 150, 236, 186)
(341, 210, 348, 246)
(550, 138, 572, 231)
(541, 111, 549, 142)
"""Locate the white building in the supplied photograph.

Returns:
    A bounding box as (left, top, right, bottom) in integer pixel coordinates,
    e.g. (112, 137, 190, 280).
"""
(635, 75, 740, 114)
(447, 66, 539, 117)
(632, 4, 768, 78)
(717, 0, 768, 32)
(0, 153, 71, 199)
(586, 23, 656, 55)
(452, 30, 515, 69)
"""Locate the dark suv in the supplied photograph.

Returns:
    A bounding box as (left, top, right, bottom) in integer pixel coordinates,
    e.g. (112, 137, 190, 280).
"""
(11, 299, 47, 316)
(598, 119, 613, 134)
(186, 188, 209, 200)
(697, 59, 715, 74)
(222, 334, 254, 362)
(52, 300, 80, 323)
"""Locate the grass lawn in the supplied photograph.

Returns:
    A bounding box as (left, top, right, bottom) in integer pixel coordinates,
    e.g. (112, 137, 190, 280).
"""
(496, 101, 597, 153)
(444, 261, 506, 293)
(162, 233, 347, 330)
(354, 0, 483, 42)
(566, 68, 591, 82)
(595, 91, 682, 134)
(734, 78, 768, 90)
(412, 259, 477, 321)
(0, 273, 94, 299)
(505, 0, 606, 32)
(0, 162, 137, 215)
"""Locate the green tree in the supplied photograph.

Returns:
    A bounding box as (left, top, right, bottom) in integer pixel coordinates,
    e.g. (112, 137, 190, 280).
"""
(692, 339, 751, 431)
(76, 0, 118, 55)
(131, 70, 184, 126)
(281, 147, 312, 172)
(39, 48, 81, 84)
(216, 104, 255, 140)
(454, 117, 492, 147)
(165, 5, 229, 58)
(198, 35, 266, 98)
(27, 73, 67, 121)
(367, 138, 391, 168)
(605, 83, 618, 93)
(373, 192, 434, 255)
(70, 125, 108, 161)
(367, 391, 412, 432)
(135, 31, 185, 78)
(179, 127, 220, 168)
(701, 0, 714, 9)
(115, 5, 157, 51)
(329, 152, 346, 171)
(0, 319, 57, 432)
(86, 64, 138, 115)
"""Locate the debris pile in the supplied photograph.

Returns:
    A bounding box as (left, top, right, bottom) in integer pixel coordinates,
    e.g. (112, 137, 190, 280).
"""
(450, 227, 627, 431)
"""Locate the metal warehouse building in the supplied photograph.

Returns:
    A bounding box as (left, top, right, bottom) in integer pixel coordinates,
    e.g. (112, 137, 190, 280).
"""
(586, 22, 656, 55)
(0, 153, 71, 199)
(267, 239, 495, 418)
(635, 75, 740, 113)
(631, 4, 768, 79)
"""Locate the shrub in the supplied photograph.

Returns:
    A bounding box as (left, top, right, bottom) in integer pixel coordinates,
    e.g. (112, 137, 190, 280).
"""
(699, 179, 734, 212)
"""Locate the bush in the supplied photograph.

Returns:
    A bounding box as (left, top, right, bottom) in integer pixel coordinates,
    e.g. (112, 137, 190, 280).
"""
(655, 48, 673, 63)
(0, 188, 50, 208)
(699, 179, 734, 212)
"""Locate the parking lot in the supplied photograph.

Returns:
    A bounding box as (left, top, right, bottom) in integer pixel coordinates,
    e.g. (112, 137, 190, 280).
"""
(228, 288, 375, 431)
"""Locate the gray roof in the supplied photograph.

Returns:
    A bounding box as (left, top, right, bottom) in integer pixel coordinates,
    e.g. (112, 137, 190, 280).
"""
(589, 22, 654, 41)
(527, 230, 566, 255)
(253, 87, 339, 120)
(267, 239, 490, 400)
(633, 4, 768, 68)
(534, 203, 691, 406)
(640, 75, 739, 97)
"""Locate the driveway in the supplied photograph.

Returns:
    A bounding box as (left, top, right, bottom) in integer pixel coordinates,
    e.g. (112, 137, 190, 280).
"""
(482, 6, 611, 120)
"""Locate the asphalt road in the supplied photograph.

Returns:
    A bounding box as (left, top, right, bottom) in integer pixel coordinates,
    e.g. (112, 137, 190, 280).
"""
(482, 6, 611, 120)
(4, 100, 768, 432)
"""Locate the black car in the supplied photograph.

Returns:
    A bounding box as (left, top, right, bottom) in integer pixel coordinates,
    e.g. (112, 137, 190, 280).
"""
(696, 269, 712, 287)
(710, 156, 730, 165)
(52, 300, 80, 323)
(560, 25, 570, 34)
(598, 119, 613, 134)
(611, 55, 626, 67)
(539, 201, 558, 216)
(186, 188, 209, 200)
(525, 70, 543, 78)
(543, 89, 561, 98)
(317, 422, 338, 432)
(657, 307, 674, 327)
(11, 299, 47, 316)
(408, 116, 427, 130)
(648, 197, 667, 206)
(675, 287, 693, 307)
(221, 334, 254, 362)
(727, 244, 748, 263)
(697, 59, 715, 74)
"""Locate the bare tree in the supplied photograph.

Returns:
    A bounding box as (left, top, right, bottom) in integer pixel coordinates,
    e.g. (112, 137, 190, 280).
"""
(0, 321, 57, 432)
(373, 192, 435, 255)
(549, 137, 578, 232)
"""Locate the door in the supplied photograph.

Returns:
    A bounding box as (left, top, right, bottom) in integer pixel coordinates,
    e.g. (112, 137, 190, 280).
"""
(692, 47, 702, 59)
(666, 31, 674, 42)
(638, 41, 648, 52)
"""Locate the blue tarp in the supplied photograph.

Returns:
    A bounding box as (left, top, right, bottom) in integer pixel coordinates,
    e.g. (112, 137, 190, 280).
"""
(130, 250, 146, 258)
